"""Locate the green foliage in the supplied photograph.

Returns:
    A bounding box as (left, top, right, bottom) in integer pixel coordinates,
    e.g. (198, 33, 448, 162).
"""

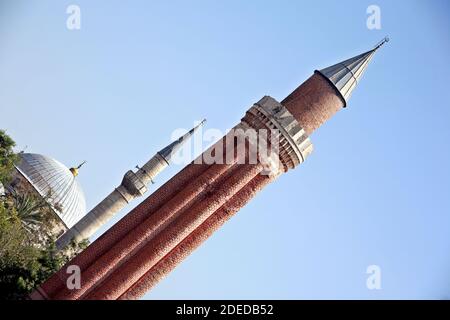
(0, 197, 85, 300)
(6, 189, 44, 234)
(0, 130, 18, 184)
(0, 202, 41, 299)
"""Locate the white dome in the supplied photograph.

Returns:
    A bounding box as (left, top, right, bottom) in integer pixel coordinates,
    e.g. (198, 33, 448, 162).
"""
(15, 153, 86, 228)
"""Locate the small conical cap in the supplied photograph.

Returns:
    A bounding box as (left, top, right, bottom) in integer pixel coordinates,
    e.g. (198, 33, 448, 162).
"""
(315, 37, 388, 107)
(158, 119, 206, 163)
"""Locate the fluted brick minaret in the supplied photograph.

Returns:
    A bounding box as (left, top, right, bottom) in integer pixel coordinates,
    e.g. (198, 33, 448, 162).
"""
(31, 39, 387, 300)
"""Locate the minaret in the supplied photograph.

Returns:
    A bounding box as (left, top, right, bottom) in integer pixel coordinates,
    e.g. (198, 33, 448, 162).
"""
(32, 39, 387, 300)
(55, 121, 206, 250)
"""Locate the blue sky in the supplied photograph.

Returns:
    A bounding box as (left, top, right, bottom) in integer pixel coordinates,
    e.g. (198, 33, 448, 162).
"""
(1, 0, 450, 299)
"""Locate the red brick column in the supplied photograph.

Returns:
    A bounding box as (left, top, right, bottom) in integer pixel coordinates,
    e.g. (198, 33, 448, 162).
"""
(54, 162, 236, 299)
(282, 73, 344, 135)
(86, 163, 264, 300)
(118, 171, 280, 300)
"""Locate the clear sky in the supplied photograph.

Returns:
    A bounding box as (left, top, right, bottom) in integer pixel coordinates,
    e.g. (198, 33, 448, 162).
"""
(1, 0, 449, 299)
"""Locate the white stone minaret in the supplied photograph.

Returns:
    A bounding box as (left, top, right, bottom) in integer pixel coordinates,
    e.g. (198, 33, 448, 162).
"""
(56, 121, 205, 250)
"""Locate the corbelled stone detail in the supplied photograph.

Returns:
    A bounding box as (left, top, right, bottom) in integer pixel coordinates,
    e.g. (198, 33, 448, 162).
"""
(121, 171, 149, 197)
(243, 96, 313, 172)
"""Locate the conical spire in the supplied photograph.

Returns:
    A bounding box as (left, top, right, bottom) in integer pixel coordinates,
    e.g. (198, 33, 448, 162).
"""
(315, 37, 388, 107)
(158, 119, 206, 163)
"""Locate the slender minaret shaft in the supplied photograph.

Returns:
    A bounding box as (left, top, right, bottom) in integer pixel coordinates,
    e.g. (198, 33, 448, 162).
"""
(32, 40, 387, 300)
(55, 121, 206, 250)
(119, 172, 278, 300)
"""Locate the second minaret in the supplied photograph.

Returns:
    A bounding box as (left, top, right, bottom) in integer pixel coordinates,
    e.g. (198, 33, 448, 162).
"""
(56, 121, 205, 249)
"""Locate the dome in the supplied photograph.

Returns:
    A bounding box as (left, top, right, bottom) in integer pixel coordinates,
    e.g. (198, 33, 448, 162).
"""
(14, 153, 86, 229)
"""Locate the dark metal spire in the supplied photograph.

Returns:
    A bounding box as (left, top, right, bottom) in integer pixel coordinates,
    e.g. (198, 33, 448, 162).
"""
(315, 37, 389, 107)
(158, 119, 206, 163)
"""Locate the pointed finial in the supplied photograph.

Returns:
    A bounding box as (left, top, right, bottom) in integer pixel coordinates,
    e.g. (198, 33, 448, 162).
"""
(374, 36, 389, 50)
(70, 160, 87, 177)
(77, 160, 87, 169)
(19, 145, 28, 154)
(158, 119, 206, 163)
(188, 119, 206, 134)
